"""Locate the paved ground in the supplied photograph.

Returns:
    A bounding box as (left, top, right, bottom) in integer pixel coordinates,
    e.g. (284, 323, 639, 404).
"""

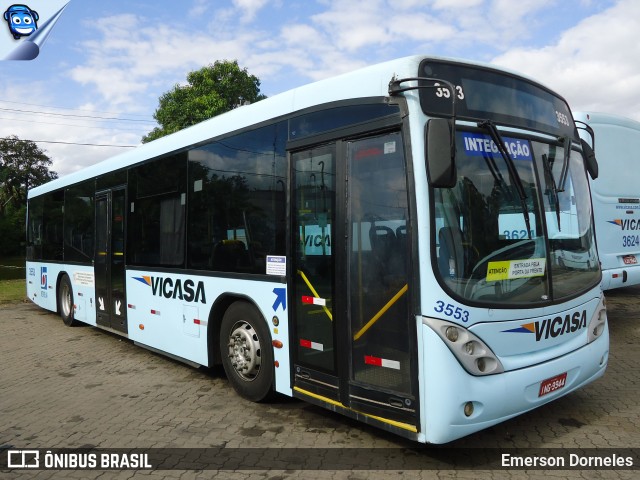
(0, 286, 639, 479)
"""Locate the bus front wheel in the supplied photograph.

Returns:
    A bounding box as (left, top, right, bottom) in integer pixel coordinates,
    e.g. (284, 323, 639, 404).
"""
(58, 274, 77, 327)
(219, 301, 274, 402)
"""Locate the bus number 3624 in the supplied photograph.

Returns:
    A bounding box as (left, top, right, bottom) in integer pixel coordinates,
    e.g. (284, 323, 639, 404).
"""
(623, 235, 640, 247)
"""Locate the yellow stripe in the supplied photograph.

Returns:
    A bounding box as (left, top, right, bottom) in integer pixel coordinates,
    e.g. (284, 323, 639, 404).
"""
(297, 270, 333, 321)
(293, 386, 417, 433)
(353, 284, 408, 341)
(294, 386, 343, 408)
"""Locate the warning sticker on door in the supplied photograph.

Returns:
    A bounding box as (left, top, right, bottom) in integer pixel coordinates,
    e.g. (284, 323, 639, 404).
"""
(266, 255, 286, 276)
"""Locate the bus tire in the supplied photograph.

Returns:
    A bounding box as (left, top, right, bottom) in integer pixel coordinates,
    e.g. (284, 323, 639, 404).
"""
(58, 274, 77, 327)
(219, 301, 274, 402)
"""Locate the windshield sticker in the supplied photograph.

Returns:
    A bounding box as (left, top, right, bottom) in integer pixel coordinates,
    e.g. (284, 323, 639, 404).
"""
(486, 258, 546, 282)
(461, 132, 532, 161)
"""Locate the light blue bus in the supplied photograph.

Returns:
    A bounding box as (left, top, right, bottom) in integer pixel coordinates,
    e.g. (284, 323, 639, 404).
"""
(575, 111, 640, 290)
(26, 55, 608, 443)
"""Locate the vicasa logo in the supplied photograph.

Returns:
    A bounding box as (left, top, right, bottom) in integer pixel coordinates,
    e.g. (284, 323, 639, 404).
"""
(133, 275, 206, 304)
(608, 219, 640, 230)
(502, 309, 587, 341)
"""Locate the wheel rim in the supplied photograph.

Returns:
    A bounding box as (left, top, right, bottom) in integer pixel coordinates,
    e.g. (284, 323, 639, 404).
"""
(227, 321, 261, 381)
(61, 283, 72, 318)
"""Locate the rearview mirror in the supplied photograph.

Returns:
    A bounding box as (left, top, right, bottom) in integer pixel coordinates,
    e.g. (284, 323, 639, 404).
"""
(425, 118, 456, 188)
(580, 138, 598, 180)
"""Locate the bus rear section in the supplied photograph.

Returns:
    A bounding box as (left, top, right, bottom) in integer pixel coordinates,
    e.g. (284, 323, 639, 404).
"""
(575, 111, 640, 290)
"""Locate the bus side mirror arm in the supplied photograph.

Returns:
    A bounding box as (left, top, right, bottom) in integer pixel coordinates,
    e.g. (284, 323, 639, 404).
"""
(425, 118, 456, 188)
(575, 121, 598, 180)
(580, 138, 599, 180)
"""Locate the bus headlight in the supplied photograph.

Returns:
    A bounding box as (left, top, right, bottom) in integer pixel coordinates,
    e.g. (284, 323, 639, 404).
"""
(587, 296, 607, 343)
(423, 316, 504, 376)
(445, 326, 459, 342)
(464, 341, 475, 355)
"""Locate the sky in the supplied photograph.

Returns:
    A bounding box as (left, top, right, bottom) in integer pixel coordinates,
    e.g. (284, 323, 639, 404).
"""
(0, 0, 638, 178)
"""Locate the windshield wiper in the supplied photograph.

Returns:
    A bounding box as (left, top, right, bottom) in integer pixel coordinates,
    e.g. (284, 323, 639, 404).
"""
(542, 153, 561, 231)
(478, 120, 532, 239)
(557, 135, 571, 192)
(481, 150, 509, 192)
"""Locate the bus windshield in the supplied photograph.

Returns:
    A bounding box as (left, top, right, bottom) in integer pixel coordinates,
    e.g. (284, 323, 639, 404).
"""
(434, 130, 599, 305)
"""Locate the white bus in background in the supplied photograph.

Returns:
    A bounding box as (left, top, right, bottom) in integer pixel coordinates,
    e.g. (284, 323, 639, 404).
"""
(27, 56, 608, 444)
(575, 112, 640, 290)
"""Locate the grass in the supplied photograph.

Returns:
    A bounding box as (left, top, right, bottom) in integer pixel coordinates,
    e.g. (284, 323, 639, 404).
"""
(0, 279, 27, 304)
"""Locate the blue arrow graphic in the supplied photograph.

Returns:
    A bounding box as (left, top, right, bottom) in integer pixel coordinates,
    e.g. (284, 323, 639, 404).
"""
(272, 288, 286, 312)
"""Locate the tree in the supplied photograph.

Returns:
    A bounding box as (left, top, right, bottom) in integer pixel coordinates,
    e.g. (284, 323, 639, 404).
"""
(0, 135, 57, 256)
(0, 204, 25, 256)
(142, 60, 267, 143)
(0, 135, 57, 214)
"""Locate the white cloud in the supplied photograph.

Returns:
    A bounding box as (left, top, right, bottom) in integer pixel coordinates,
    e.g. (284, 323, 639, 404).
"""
(0, 112, 142, 178)
(311, 1, 393, 52)
(189, 0, 210, 18)
(232, 0, 270, 22)
(432, 0, 484, 9)
(0, 77, 145, 177)
(388, 14, 457, 42)
(69, 14, 260, 108)
(280, 24, 326, 49)
(492, 0, 640, 121)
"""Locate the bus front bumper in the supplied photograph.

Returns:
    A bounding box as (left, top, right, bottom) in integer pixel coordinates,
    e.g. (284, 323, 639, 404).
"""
(601, 265, 640, 290)
(420, 321, 609, 444)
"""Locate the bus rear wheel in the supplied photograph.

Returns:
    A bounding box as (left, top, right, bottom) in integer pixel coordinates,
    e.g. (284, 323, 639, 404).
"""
(220, 301, 274, 402)
(58, 274, 77, 327)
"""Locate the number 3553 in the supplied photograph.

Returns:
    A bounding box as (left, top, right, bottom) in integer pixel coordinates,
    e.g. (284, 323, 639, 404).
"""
(434, 301, 469, 322)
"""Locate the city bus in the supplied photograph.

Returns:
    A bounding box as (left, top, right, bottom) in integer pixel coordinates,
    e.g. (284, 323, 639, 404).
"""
(25, 55, 609, 444)
(574, 111, 640, 290)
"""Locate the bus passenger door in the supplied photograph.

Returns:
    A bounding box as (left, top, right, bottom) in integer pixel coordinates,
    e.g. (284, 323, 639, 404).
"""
(291, 144, 340, 402)
(291, 132, 417, 430)
(95, 188, 127, 333)
(346, 132, 417, 429)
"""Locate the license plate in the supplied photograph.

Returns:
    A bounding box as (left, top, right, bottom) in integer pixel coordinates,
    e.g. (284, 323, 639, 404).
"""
(623, 255, 637, 265)
(538, 372, 567, 397)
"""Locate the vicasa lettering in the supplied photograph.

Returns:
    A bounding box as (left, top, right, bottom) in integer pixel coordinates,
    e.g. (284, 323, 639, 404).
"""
(300, 225, 332, 255)
(302, 234, 331, 248)
(133, 275, 206, 304)
(503, 309, 587, 341)
(608, 219, 640, 231)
